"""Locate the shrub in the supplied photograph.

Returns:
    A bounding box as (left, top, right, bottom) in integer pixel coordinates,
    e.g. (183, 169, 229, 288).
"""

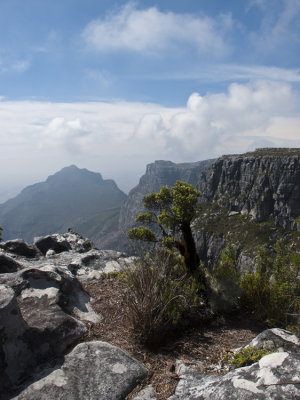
(122, 249, 206, 346)
(210, 242, 241, 312)
(239, 241, 300, 327)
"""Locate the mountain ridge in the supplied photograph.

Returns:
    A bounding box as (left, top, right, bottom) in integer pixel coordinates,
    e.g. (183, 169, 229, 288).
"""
(0, 165, 127, 242)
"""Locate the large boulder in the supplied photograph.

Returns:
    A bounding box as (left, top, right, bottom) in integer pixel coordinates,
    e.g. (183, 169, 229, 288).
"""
(1, 239, 39, 258)
(34, 234, 72, 255)
(169, 329, 300, 400)
(0, 265, 93, 396)
(0, 253, 24, 273)
(11, 341, 147, 400)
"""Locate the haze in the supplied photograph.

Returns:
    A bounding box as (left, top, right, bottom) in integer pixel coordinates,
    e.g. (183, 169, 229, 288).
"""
(0, 0, 299, 202)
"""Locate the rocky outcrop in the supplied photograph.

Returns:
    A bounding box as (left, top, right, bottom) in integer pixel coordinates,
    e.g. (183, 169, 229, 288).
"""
(169, 328, 300, 400)
(0, 232, 135, 398)
(101, 159, 215, 251)
(11, 341, 147, 400)
(199, 148, 300, 230)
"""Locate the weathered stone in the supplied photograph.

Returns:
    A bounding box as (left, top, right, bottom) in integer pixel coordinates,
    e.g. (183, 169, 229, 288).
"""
(0, 252, 24, 273)
(0, 232, 137, 397)
(1, 239, 38, 258)
(169, 329, 300, 400)
(12, 341, 147, 400)
(0, 277, 87, 397)
(133, 385, 156, 400)
(34, 234, 71, 255)
(199, 149, 300, 230)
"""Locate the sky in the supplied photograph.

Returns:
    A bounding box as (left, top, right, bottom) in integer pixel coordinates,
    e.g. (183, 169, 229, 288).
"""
(0, 0, 300, 201)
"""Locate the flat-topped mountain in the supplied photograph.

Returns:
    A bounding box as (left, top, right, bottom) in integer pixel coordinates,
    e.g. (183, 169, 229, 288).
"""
(0, 165, 127, 242)
(199, 148, 300, 230)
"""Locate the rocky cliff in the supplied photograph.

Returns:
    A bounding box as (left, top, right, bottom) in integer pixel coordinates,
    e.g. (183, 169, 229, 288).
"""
(195, 148, 300, 267)
(100, 159, 215, 251)
(199, 148, 300, 230)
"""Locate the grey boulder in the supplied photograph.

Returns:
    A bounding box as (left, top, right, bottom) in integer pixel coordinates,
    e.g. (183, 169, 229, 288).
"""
(1, 239, 39, 258)
(169, 329, 300, 400)
(12, 341, 147, 400)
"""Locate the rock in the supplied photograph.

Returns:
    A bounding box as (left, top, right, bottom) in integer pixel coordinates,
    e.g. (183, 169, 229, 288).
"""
(0, 277, 87, 396)
(101, 159, 215, 252)
(0, 263, 94, 396)
(1, 239, 38, 258)
(133, 385, 156, 400)
(12, 341, 147, 400)
(0, 285, 28, 394)
(0, 252, 24, 273)
(199, 148, 300, 230)
(245, 328, 299, 349)
(0, 232, 137, 396)
(169, 328, 300, 400)
(228, 211, 240, 217)
(34, 234, 71, 255)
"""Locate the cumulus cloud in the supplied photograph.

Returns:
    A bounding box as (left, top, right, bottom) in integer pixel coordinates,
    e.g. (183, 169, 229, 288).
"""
(82, 2, 231, 56)
(40, 117, 91, 153)
(0, 80, 299, 193)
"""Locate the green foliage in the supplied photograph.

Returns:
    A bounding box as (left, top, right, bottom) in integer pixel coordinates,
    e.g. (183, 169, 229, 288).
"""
(127, 227, 157, 242)
(122, 249, 206, 346)
(127, 181, 202, 274)
(227, 346, 276, 369)
(210, 242, 241, 311)
(239, 240, 300, 327)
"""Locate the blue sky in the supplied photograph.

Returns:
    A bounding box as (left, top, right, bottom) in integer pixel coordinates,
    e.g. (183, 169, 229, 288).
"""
(0, 0, 300, 200)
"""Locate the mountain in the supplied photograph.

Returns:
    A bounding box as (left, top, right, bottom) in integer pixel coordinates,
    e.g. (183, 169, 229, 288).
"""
(0, 165, 127, 243)
(195, 148, 300, 267)
(99, 159, 215, 251)
(198, 148, 300, 230)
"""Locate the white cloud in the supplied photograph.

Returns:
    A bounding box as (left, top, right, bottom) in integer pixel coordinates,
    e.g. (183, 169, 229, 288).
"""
(0, 59, 30, 74)
(248, 0, 300, 52)
(82, 3, 231, 56)
(0, 80, 299, 194)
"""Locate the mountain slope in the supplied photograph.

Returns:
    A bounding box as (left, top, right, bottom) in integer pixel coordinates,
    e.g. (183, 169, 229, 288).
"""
(0, 165, 127, 242)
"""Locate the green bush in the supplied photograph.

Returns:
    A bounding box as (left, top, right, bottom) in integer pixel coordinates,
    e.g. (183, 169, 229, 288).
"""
(239, 241, 300, 327)
(122, 249, 206, 346)
(210, 242, 241, 312)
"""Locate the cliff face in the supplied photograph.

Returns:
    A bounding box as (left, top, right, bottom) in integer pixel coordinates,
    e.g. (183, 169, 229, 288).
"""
(119, 159, 215, 231)
(199, 148, 300, 230)
(100, 159, 215, 251)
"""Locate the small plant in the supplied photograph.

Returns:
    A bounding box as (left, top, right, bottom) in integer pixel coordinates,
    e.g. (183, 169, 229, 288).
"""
(227, 345, 276, 369)
(122, 249, 205, 346)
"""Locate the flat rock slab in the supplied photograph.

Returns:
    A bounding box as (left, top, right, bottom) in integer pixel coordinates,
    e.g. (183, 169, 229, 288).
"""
(12, 341, 147, 400)
(169, 329, 300, 400)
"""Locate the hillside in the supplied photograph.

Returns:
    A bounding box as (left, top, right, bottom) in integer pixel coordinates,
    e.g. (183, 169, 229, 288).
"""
(0, 165, 127, 242)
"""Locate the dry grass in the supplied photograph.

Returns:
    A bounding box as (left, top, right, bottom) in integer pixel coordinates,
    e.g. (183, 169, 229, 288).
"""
(80, 276, 265, 400)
